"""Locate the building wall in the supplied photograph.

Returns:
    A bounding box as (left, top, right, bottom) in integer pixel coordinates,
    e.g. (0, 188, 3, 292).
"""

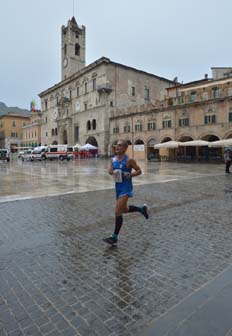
(40, 61, 174, 155)
(109, 85, 232, 159)
(0, 115, 30, 150)
(21, 112, 43, 147)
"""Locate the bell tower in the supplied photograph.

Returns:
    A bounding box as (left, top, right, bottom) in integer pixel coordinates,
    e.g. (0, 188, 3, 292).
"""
(61, 17, 86, 81)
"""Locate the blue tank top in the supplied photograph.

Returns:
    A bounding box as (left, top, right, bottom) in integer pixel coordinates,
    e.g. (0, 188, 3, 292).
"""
(112, 154, 132, 184)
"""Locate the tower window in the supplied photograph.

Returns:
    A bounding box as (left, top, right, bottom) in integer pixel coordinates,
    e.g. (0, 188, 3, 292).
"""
(64, 44, 67, 55)
(75, 43, 80, 56)
(77, 86, 80, 97)
(132, 86, 136, 96)
(144, 88, 150, 100)
(92, 119, 96, 130)
(87, 120, 91, 131)
(85, 82, 88, 94)
(93, 78, 96, 91)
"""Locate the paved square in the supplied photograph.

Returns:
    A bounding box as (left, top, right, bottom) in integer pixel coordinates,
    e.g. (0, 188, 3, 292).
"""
(0, 160, 231, 335)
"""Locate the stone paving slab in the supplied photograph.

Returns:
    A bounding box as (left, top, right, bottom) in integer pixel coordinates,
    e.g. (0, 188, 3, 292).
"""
(0, 173, 232, 335)
(144, 264, 232, 336)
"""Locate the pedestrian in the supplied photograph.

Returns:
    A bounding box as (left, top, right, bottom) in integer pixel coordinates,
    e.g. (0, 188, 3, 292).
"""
(103, 140, 149, 245)
(224, 149, 232, 174)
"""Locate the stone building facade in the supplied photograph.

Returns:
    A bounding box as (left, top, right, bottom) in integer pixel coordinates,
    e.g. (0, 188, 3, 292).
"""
(110, 68, 232, 160)
(0, 114, 30, 151)
(21, 111, 43, 148)
(39, 17, 175, 155)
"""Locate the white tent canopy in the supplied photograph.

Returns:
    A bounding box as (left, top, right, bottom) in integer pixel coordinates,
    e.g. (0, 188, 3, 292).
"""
(74, 143, 81, 148)
(179, 140, 209, 147)
(80, 143, 98, 150)
(208, 138, 232, 148)
(154, 141, 179, 149)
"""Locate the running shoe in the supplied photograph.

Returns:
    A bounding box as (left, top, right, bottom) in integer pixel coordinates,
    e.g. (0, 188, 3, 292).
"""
(141, 204, 149, 219)
(103, 236, 118, 245)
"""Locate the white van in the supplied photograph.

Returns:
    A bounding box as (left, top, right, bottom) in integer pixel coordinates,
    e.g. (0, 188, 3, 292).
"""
(42, 145, 73, 161)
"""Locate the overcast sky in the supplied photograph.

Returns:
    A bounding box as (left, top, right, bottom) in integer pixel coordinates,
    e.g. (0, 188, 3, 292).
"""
(0, 0, 231, 109)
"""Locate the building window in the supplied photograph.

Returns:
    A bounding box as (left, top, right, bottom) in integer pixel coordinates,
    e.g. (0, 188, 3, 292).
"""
(52, 129, 55, 136)
(0, 123, 3, 128)
(69, 90, 72, 100)
(45, 100, 48, 110)
(110, 101, 114, 107)
(84, 82, 88, 94)
(190, 91, 197, 102)
(87, 120, 91, 131)
(74, 126, 79, 141)
(93, 78, 96, 91)
(144, 88, 150, 100)
(162, 120, 172, 128)
(12, 120, 16, 127)
(132, 86, 135, 96)
(55, 128, 58, 136)
(46, 132, 48, 137)
(75, 43, 80, 56)
(11, 132, 17, 138)
(84, 103, 87, 111)
(135, 124, 142, 132)
(124, 125, 131, 133)
(92, 119, 96, 130)
(205, 115, 216, 124)
(212, 87, 219, 99)
(178, 118, 189, 127)
(229, 111, 232, 122)
(77, 86, 80, 97)
(113, 127, 119, 134)
(56, 96, 59, 105)
(147, 122, 156, 130)
(64, 44, 67, 55)
(22, 122, 26, 127)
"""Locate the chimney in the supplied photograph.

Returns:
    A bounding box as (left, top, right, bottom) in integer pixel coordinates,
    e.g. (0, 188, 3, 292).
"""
(204, 74, 208, 79)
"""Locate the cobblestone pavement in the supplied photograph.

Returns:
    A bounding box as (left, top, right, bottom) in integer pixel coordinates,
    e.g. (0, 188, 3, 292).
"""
(0, 161, 232, 335)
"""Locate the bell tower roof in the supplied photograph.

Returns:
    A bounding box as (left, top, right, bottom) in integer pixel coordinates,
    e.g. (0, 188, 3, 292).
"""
(71, 16, 77, 25)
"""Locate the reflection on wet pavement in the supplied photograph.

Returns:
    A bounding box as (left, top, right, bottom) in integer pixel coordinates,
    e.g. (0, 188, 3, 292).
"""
(0, 159, 224, 202)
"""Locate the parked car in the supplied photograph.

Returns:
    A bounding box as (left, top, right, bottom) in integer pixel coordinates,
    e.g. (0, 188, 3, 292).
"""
(18, 150, 26, 160)
(20, 149, 34, 161)
(0, 149, 10, 162)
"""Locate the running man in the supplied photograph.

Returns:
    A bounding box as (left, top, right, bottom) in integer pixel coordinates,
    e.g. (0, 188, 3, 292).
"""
(103, 140, 149, 245)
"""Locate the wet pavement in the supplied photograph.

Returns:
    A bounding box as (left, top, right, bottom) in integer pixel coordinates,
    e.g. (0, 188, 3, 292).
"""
(0, 159, 232, 335)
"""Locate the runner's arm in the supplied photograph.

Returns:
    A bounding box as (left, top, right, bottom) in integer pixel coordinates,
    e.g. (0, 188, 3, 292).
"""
(127, 158, 142, 177)
(108, 161, 113, 175)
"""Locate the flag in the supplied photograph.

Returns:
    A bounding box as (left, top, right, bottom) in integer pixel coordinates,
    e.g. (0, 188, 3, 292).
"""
(30, 100, 36, 112)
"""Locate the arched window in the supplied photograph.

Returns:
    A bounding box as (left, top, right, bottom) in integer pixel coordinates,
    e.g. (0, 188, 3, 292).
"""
(87, 120, 91, 131)
(75, 43, 80, 56)
(92, 119, 96, 130)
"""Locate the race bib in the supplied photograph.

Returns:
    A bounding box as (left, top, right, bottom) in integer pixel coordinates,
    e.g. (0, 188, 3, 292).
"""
(113, 169, 122, 183)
